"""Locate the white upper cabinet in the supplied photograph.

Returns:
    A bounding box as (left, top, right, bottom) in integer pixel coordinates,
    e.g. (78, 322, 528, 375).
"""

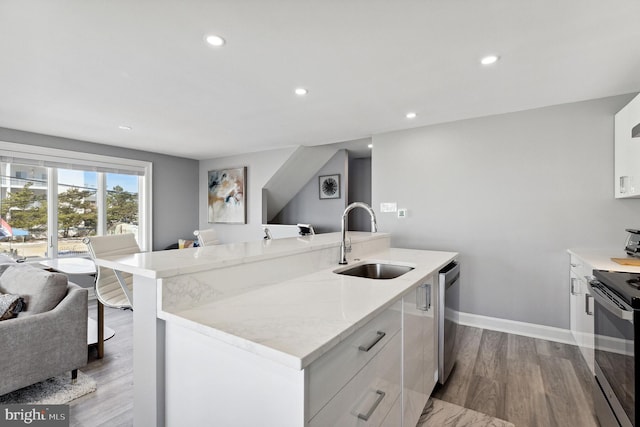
(615, 93, 640, 198)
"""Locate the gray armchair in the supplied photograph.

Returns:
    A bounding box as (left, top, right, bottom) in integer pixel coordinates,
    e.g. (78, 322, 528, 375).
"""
(0, 277, 88, 396)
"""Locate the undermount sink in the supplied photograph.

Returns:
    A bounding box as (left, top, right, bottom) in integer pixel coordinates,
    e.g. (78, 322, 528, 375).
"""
(335, 262, 414, 280)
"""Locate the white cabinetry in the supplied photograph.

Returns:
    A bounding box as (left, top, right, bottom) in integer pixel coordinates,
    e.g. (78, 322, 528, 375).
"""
(569, 254, 594, 373)
(308, 302, 402, 426)
(615, 93, 640, 198)
(402, 274, 438, 427)
(165, 301, 405, 427)
(309, 332, 402, 427)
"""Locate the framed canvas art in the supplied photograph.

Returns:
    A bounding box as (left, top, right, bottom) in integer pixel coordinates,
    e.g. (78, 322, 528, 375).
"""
(208, 167, 247, 223)
(319, 174, 340, 199)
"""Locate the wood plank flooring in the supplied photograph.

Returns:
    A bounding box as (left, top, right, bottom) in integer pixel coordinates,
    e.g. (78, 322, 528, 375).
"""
(69, 300, 133, 427)
(67, 307, 599, 427)
(432, 325, 600, 427)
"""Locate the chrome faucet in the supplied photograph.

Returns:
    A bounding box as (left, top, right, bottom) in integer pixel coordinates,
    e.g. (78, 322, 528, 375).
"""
(339, 202, 377, 265)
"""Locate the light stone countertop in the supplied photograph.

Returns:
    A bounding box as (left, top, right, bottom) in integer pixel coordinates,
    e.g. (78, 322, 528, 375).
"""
(568, 248, 640, 273)
(93, 231, 389, 279)
(159, 247, 457, 370)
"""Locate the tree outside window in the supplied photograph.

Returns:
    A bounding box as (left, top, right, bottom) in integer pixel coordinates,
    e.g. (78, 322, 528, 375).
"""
(58, 187, 96, 238)
(2, 169, 141, 258)
(107, 184, 138, 236)
(0, 182, 47, 235)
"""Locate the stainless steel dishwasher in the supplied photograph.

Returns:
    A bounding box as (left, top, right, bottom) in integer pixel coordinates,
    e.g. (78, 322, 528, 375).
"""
(438, 260, 460, 385)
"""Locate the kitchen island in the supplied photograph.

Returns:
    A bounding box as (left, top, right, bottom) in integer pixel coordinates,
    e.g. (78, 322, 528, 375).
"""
(93, 232, 457, 426)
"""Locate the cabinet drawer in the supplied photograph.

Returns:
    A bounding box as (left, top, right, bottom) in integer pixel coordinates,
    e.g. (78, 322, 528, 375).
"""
(307, 301, 401, 419)
(308, 331, 402, 427)
(570, 255, 593, 282)
(380, 392, 402, 427)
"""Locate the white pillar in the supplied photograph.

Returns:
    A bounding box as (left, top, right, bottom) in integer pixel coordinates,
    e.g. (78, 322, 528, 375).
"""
(133, 275, 165, 427)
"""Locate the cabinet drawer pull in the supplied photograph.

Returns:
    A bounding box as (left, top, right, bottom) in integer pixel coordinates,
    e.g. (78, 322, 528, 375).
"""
(357, 389, 386, 421)
(416, 284, 431, 311)
(358, 331, 386, 352)
(585, 293, 593, 316)
(621, 176, 628, 194)
(570, 277, 578, 295)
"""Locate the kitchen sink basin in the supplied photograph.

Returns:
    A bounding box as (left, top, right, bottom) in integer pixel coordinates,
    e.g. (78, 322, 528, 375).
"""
(335, 262, 414, 280)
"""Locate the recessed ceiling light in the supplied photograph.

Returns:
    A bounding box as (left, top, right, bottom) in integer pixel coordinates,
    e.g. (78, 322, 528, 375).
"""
(205, 35, 226, 47)
(406, 112, 417, 119)
(118, 125, 132, 131)
(480, 55, 499, 65)
(294, 88, 308, 96)
(368, 144, 373, 149)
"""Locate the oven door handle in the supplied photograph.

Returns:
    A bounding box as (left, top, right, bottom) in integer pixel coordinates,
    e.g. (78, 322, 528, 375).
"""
(588, 281, 634, 322)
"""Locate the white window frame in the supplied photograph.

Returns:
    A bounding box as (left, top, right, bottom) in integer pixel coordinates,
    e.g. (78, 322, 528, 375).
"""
(0, 141, 153, 254)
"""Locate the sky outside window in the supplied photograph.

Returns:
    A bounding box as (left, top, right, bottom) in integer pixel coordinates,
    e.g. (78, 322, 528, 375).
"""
(106, 173, 138, 192)
(57, 171, 137, 193)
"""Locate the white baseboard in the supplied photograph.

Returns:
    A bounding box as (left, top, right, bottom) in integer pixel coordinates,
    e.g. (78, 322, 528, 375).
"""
(457, 311, 576, 345)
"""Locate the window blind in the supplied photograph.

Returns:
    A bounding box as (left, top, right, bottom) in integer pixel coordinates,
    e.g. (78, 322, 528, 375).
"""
(0, 154, 145, 176)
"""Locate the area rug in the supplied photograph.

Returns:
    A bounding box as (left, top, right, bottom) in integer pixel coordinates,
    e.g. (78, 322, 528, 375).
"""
(0, 371, 96, 405)
(418, 398, 515, 427)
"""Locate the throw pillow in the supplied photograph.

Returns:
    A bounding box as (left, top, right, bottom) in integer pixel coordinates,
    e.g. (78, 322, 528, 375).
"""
(0, 293, 24, 321)
(0, 264, 68, 314)
(178, 239, 195, 249)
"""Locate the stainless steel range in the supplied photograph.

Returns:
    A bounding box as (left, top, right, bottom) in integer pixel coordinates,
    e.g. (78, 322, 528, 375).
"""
(589, 270, 640, 427)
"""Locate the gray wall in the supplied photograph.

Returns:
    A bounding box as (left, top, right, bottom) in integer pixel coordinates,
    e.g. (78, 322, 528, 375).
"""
(372, 94, 640, 329)
(199, 147, 297, 243)
(348, 156, 372, 231)
(272, 149, 348, 233)
(0, 127, 199, 251)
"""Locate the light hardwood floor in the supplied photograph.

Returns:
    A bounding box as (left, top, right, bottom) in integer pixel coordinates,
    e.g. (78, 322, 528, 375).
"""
(70, 300, 133, 427)
(432, 325, 600, 427)
(68, 306, 599, 427)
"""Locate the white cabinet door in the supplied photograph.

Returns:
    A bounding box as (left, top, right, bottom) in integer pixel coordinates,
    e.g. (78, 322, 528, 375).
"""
(402, 274, 436, 427)
(424, 275, 437, 394)
(403, 284, 426, 427)
(577, 278, 595, 373)
(569, 270, 581, 346)
(615, 104, 632, 197)
(615, 94, 640, 198)
(569, 255, 595, 374)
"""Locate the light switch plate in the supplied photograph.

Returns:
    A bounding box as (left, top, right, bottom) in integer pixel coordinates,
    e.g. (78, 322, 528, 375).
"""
(397, 209, 407, 218)
(380, 202, 397, 213)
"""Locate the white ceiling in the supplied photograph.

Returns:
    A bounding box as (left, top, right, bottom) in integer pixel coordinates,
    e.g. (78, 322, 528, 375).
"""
(1, 1, 639, 160)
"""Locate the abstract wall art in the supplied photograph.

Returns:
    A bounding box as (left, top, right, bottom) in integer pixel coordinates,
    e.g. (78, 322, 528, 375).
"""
(208, 167, 247, 224)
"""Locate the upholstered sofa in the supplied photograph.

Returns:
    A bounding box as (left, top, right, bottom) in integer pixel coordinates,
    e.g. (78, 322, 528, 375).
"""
(0, 262, 88, 396)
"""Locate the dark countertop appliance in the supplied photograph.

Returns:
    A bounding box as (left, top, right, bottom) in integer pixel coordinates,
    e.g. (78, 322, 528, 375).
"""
(625, 229, 640, 257)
